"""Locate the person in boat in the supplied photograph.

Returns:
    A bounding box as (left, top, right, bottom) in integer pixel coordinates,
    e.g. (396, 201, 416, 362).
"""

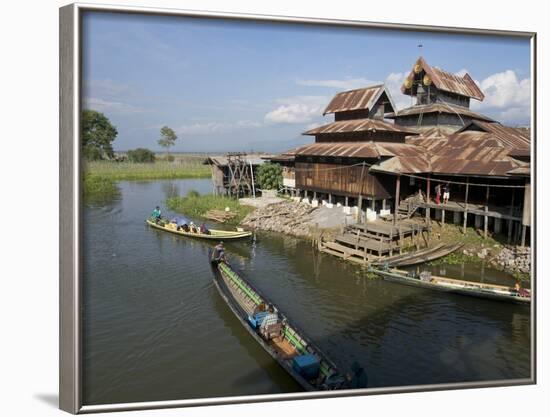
(347, 361, 368, 389)
(175, 217, 189, 231)
(151, 206, 162, 223)
(212, 242, 226, 263)
(189, 222, 197, 233)
(514, 282, 530, 298)
(200, 223, 210, 235)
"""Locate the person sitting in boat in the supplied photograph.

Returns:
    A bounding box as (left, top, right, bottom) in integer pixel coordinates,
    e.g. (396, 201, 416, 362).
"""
(514, 282, 530, 298)
(189, 222, 197, 233)
(212, 242, 226, 263)
(347, 361, 368, 389)
(200, 223, 210, 235)
(174, 217, 189, 231)
(151, 206, 162, 223)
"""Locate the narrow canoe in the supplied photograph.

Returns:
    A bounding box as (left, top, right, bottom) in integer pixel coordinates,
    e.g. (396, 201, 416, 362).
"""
(373, 268, 531, 304)
(209, 255, 351, 391)
(146, 219, 252, 240)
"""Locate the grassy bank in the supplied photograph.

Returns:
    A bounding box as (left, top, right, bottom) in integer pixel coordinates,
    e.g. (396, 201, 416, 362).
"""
(428, 222, 530, 282)
(83, 173, 120, 203)
(166, 191, 254, 225)
(84, 158, 210, 181)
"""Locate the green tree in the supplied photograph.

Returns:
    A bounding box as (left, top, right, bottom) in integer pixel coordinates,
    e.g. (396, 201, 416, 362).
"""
(257, 163, 283, 190)
(158, 126, 178, 157)
(82, 110, 118, 160)
(127, 148, 156, 163)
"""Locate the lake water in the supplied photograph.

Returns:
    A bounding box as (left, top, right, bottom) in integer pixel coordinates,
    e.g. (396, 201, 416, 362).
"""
(82, 179, 531, 405)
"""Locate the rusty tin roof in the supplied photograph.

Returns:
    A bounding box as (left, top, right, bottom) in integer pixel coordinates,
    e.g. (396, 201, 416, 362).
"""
(303, 118, 419, 136)
(402, 57, 485, 101)
(322, 84, 396, 115)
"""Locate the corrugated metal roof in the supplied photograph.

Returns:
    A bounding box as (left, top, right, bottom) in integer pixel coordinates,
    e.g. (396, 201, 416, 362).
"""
(204, 155, 271, 166)
(295, 141, 427, 159)
(370, 156, 432, 174)
(386, 103, 494, 122)
(303, 118, 419, 136)
(322, 84, 396, 115)
(402, 57, 485, 101)
(457, 121, 531, 149)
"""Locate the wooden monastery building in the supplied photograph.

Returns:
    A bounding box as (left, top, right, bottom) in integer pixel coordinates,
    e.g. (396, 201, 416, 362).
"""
(271, 57, 532, 245)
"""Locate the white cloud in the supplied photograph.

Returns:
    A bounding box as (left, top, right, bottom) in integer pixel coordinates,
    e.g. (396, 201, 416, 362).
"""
(296, 77, 379, 90)
(384, 71, 411, 111)
(472, 70, 531, 125)
(264, 96, 328, 125)
(83, 97, 145, 114)
(176, 120, 262, 135)
(455, 68, 469, 77)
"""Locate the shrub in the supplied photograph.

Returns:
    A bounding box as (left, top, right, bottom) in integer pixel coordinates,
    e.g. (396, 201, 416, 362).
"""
(257, 163, 283, 190)
(186, 189, 200, 198)
(164, 154, 175, 162)
(127, 148, 156, 163)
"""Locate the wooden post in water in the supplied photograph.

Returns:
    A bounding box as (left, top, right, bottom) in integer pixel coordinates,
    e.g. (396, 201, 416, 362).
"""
(394, 175, 401, 225)
(463, 177, 469, 234)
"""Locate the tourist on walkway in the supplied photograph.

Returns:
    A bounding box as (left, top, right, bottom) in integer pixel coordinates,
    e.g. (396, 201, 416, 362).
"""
(434, 184, 441, 205)
(443, 183, 450, 204)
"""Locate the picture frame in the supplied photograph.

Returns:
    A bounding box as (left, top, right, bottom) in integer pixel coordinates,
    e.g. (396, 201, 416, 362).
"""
(60, 3, 536, 413)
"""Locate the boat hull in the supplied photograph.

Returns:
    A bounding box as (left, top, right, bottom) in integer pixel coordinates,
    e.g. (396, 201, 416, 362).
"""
(374, 269, 530, 304)
(209, 256, 348, 391)
(146, 219, 252, 240)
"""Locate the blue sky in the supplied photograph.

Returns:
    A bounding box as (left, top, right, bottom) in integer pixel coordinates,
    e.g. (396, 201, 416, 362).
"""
(82, 12, 531, 153)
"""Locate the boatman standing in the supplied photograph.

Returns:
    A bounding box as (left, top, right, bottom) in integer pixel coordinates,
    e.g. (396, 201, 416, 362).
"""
(151, 206, 162, 223)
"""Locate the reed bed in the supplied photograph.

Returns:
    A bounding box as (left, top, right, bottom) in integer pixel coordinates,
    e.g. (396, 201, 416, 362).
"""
(84, 158, 210, 181)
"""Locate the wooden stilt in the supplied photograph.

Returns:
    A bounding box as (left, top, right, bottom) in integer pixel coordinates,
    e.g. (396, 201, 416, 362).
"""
(441, 209, 445, 226)
(394, 175, 401, 225)
(382, 199, 386, 210)
(344, 196, 348, 207)
(484, 206, 488, 239)
(463, 178, 469, 234)
(521, 225, 527, 247)
(508, 189, 516, 244)
(426, 175, 431, 222)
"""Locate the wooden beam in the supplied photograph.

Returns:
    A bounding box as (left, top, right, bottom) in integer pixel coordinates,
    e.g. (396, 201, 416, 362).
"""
(521, 225, 527, 247)
(508, 189, 516, 244)
(394, 175, 401, 225)
(463, 177, 469, 234)
(426, 174, 431, 221)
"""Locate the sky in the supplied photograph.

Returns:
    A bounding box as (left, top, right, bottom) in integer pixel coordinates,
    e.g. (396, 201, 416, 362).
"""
(82, 12, 531, 153)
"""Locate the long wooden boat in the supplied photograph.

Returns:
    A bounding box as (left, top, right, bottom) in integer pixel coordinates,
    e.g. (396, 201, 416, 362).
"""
(209, 255, 351, 391)
(146, 219, 252, 240)
(373, 268, 531, 304)
(370, 243, 463, 268)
